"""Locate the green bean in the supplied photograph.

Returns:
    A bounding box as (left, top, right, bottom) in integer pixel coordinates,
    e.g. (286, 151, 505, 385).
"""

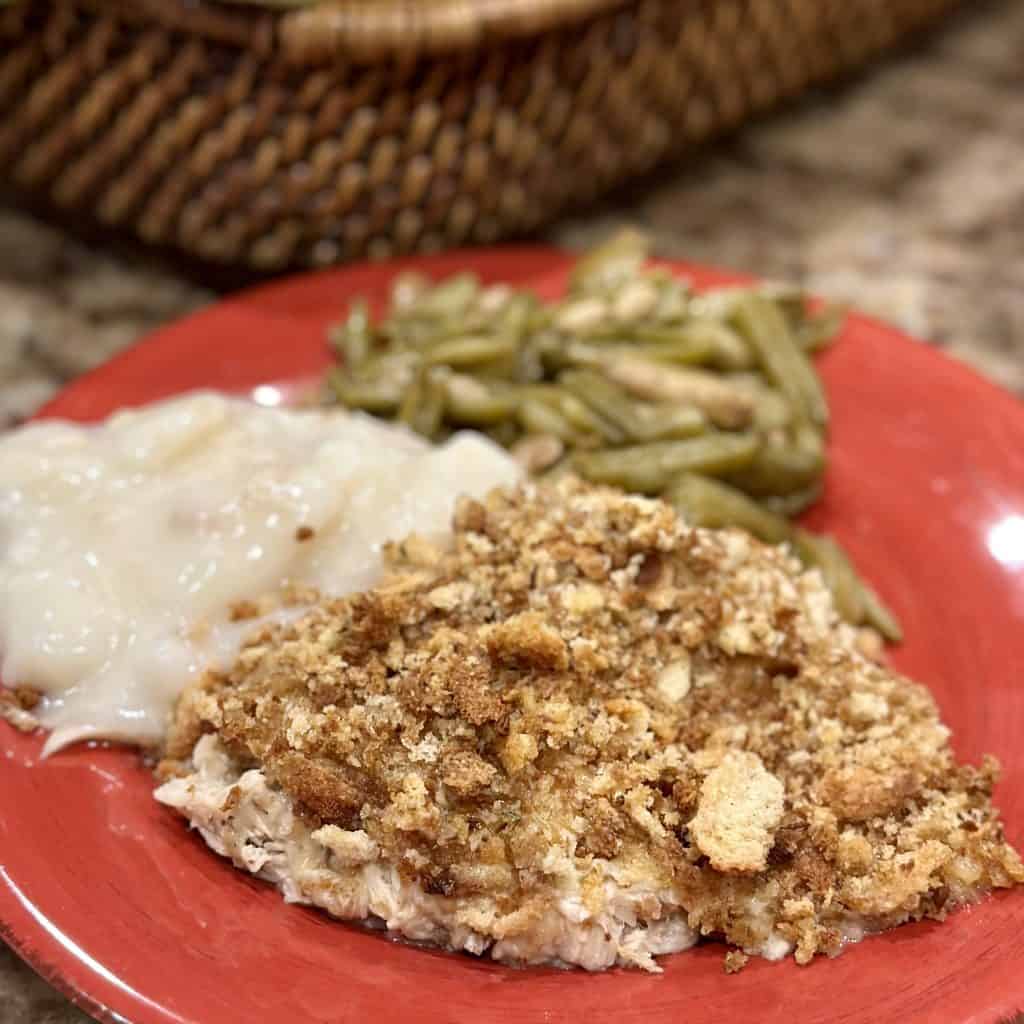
(789, 531, 899, 639)
(621, 337, 719, 366)
(726, 437, 824, 496)
(749, 387, 794, 432)
(559, 370, 706, 442)
(551, 341, 608, 370)
(484, 421, 522, 448)
(761, 484, 822, 518)
(570, 228, 650, 294)
(859, 583, 903, 642)
(669, 481, 899, 638)
(767, 287, 809, 331)
(610, 278, 660, 321)
(515, 336, 548, 385)
(519, 385, 621, 446)
(652, 279, 690, 322)
(398, 369, 445, 439)
(666, 474, 793, 544)
(595, 356, 755, 429)
(495, 293, 537, 340)
(577, 328, 716, 366)
(558, 367, 650, 438)
(732, 294, 829, 427)
(362, 350, 419, 379)
(476, 283, 513, 315)
(555, 297, 609, 335)
(525, 304, 556, 333)
(422, 335, 518, 367)
(719, 373, 793, 430)
(798, 303, 846, 353)
(328, 349, 417, 411)
(687, 282, 801, 321)
(516, 397, 579, 442)
(700, 322, 757, 372)
(630, 321, 754, 371)
(380, 316, 463, 350)
(573, 433, 759, 493)
(328, 298, 372, 367)
(792, 531, 863, 622)
(390, 271, 430, 311)
(414, 272, 480, 318)
(327, 368, 403, 415)
(538, 454, 577, 482)
(799, 537, 881, 637)
(443, 375, 519, 425)
(550, 389, 626, 444)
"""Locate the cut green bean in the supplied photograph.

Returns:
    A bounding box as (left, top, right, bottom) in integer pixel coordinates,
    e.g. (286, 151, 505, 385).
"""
(516, 397, 579, 442)
(570, 229, 650, 293)
(484, 420, 522, 448)
(798, 303, 847, 353)
(495, 293, 538, 341)
(390, 271, 429, 311)
(859, 582, 903, 642)
(791, 530, 900, 640)
(555, 297, 609, 334)
(761, 484, 822, 518)
(422, 335, 518, 367)
(610, 277, 660, 321)
(666, 474, 793, 544)
(573, 433, 759, 493)
(726, 432, 825, 496)
(630, 321, 754, 371)
(414, 272, 480, 317)
(622, 337, 719, 366)
(559, 370, 706, 442)
(749, 387, 795, 432)
(732, 294, 829, 427)
(653, 279, 690, 322)
(398, 369, 445, 439)
(550, 389, 627, 445)
(443, 375, 519, 425)
(596, 356, 755, 429)
(792, 530, 864, 624)
(329, 298, 372, 368)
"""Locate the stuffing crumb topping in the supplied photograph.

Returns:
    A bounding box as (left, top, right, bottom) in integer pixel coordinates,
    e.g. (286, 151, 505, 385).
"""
(160, 478, 1024, 969)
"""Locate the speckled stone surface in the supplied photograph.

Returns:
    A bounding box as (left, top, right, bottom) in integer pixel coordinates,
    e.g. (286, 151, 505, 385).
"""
(2, 2, 1023, 1021)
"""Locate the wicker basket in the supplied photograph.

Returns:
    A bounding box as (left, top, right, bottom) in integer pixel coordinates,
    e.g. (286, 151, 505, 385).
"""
(0, 0, 961, 270)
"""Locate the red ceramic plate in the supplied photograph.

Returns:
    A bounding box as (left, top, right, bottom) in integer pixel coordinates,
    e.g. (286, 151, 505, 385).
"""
(2, 249, 1023, 1024)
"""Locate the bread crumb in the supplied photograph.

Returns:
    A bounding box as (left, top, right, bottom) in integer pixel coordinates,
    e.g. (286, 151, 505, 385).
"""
(724, 950, 749, 973)
(691, 751, 785, 873)
(656, 657, 691, 701)
(312, 825, 379, 866)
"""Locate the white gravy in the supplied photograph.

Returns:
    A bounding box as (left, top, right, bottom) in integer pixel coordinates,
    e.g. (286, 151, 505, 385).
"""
(0, 392, 521, 753)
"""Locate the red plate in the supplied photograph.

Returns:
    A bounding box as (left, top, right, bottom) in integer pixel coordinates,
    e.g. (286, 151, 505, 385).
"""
(2, 249, 1023, 1024)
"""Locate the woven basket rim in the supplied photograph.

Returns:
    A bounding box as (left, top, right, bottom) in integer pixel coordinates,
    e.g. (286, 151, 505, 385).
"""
(78, 0, 635, 62)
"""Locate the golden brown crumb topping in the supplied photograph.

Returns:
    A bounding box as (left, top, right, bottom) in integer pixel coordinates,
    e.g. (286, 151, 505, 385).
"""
(0, 686, 42, 733)
(161, 479, 1023, 963)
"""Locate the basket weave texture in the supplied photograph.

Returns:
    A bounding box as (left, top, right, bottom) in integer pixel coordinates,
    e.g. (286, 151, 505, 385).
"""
(0, 0, 961, 270)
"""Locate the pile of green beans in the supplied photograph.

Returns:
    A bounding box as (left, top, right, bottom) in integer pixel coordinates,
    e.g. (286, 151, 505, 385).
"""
(325, 230, 899, 641)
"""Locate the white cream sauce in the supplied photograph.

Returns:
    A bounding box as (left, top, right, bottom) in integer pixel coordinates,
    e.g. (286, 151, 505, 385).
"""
(0, 392, 520, 753)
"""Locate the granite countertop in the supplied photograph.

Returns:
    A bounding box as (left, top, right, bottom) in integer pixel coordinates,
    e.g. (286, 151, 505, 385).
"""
(2, 1, 1023, 1020)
